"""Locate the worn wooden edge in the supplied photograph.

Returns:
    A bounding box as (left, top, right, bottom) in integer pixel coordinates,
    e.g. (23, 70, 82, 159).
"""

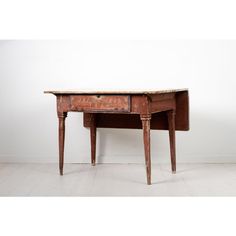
(44, 88, 188, 95)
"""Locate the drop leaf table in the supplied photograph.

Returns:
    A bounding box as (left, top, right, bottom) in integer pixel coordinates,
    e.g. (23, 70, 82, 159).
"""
(44, 89, 189, 185)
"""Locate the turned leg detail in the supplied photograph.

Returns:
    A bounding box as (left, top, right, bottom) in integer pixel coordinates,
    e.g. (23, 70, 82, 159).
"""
(140, 114, 152, 185)
(90, 114, 97, 166)
(58, 112, 67, 175)
(167, 110, 176, 173)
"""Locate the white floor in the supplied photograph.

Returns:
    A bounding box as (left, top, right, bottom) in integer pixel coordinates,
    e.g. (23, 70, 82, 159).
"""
(0, 163, 236, 196)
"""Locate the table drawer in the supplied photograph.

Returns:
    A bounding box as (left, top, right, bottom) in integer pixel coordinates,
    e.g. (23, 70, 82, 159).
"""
(70, 95, 130, 112)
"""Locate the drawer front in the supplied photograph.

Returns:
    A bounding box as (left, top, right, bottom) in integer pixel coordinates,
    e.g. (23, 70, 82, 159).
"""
(70, 95, 130, 112)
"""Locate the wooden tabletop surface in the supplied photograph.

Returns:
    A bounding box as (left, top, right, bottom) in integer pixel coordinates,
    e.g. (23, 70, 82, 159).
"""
(44, 89, 188, 95)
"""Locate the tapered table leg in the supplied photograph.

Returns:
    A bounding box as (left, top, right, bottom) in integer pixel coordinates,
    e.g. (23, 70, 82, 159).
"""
(58, 112, 67, 175)
(167, 110, 176, 173)
(90, 114, 97, 166)
(141, 114, 152, 185)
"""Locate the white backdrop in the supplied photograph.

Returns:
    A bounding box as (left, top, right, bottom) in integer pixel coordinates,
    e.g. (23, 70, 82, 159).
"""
(0, 40, 236, 163)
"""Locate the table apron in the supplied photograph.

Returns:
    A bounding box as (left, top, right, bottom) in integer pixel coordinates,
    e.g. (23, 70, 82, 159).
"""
(57, 95, 131, 113)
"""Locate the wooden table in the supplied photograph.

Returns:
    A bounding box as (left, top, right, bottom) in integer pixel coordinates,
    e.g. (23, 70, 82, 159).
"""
(45, 89, 189, 185)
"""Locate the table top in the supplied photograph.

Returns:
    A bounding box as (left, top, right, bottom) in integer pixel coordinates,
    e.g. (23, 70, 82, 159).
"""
(44, 88, 188, 95)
